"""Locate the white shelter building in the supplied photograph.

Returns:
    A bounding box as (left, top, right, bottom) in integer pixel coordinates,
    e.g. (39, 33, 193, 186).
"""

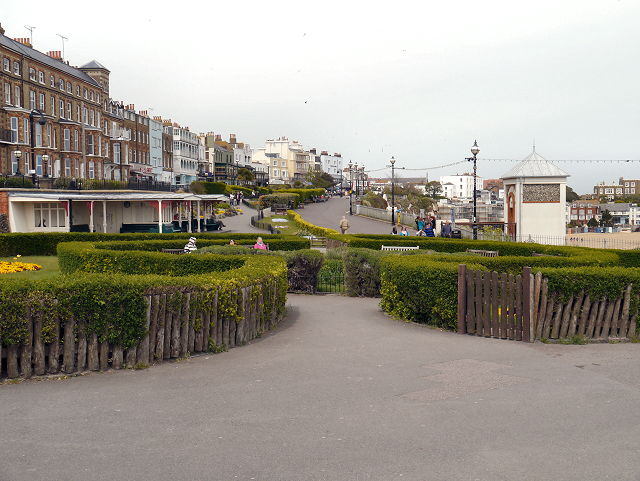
(501, 148, 569, 241)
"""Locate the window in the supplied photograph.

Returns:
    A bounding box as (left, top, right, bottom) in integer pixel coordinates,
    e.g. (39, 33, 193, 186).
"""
(11, 150, 19, 174)
(14, 85, 20, 107)
(4, 82, 10, 104)
(50, 96, 55, 116)
(83, 107, 88, 124)
(3, 58, 9, 71)
(90, 91, 94, 102)
(30, 90, 36, 109)
(34, 202, 67, 229)
(59, 79, 64, 91)
(60, 100, 64, 119)
(50, 75, 54, 87)
(76, 86, 80, 96)
(74, 130, 78, 152)
(273, 169, 279, 177)
(63, 129, 70, 151)
(29, 68, 35, 80)
(87, 134, 94, 155)
(67, 102, 71, 120)
(76, 105, 80, 123)
(24, 119, 29, 144)
(89, 161, 95, 179)
(90, 109, 94, 126)
(65, 157, 71, 177)
(38, 71, 44, 84)
(36, 154, 43, 176)
(281, 161, 286, 167)
(66, 82, 71, 93)
(83, 88, 88, 99)
(53, 129, 57, 149)
(114, 143, 121, 164)
(10, 117, 18, 143)
(39, 92, 45, 110)
(13, 61, 19, 75)
(35, 123, 42, 147)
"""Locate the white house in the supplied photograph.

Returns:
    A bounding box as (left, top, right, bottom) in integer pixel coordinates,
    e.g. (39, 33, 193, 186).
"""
(440, 173, 483, 201)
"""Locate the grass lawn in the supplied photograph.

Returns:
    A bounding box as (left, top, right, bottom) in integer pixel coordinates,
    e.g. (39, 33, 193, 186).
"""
(0, 256, 60, 280)
(256, 216, 301, 234)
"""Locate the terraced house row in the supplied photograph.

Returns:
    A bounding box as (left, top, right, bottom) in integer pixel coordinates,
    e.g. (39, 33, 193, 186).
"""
(0, 23, 186, 187)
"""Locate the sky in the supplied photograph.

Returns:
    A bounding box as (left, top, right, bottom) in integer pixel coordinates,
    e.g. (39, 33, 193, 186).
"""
(2, 0, 639, 193)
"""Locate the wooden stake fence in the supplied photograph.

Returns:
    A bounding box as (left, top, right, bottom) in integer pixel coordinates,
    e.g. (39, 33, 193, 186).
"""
(0, 283, 283, 380)
(458, 264, 637, 342)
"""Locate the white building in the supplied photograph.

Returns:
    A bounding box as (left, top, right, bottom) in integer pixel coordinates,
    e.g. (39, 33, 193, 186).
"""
(440, 173, 483, 201)
(502, 147, 568, 241)
(171, 124, 200, 187)
(149, 117, 164, 182)
(319, 151, 344, 183)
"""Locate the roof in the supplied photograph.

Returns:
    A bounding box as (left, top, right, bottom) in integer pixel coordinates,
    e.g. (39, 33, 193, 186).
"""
(6, 191, 229, 203)
(79, 60, 108, 71)
(0, 34, 102, 89)
(501, 147, 569, 179)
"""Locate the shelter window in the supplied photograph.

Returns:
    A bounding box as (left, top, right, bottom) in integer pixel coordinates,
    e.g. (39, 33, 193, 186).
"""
(34, 202, 66, 229)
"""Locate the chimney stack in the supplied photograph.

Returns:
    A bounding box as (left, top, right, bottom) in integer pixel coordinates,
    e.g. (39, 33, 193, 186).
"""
(47, 51, 63, 61)
(14, 38, 32, 48)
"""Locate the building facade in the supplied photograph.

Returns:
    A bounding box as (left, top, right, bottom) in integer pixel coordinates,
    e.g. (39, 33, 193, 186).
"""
(440, 173, 484, 201)
(593, 178, 640, 200)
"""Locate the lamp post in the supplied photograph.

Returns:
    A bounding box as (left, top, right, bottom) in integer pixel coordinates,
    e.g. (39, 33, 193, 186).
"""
(29, 110, 48, 187)
(466, 140, 480, 240)
(389, 157, 396, 226)
(42, 153, 49, 178)
(348, 160, 353, 215)
(13, 150, 22, 175)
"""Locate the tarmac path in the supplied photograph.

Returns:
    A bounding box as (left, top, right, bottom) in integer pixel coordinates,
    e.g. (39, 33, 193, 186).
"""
(2, 201, 640, 480)
(2, 294, 640, 480)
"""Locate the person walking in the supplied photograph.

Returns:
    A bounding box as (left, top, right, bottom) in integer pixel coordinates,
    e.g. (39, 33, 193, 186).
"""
(339, 216, 350, 234)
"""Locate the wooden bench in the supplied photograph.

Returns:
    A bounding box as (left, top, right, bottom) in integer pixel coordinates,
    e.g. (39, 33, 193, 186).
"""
(121, 223, 178, 234)
(466, 248, 499, 257)
(241, 243, 270, 251)
(381, 245, 420, 251)
(272, 204, 288, 215)
(310, 237, 327, 248)
(162, 248, 184, 254)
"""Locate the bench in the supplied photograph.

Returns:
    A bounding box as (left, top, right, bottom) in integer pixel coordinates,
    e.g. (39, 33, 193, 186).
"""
(121, 223, 160, 233)
(466, 248, 499, 257)
(161, 248, 184, 254)
(272, 204, 288, 215)
(241, 243, 270, 251)
(310, 237, 327, 248)
(381, 245, 420, 251)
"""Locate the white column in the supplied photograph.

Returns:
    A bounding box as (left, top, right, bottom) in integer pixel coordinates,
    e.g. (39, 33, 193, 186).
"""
(89, 201, 94, 233)
(102, 201, 107, 233)
(157, 200, 162, 233)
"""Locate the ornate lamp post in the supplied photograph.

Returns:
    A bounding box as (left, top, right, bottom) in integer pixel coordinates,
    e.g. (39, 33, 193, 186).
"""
(349, 161, 353, 215)
(466, 140, 480, 240)
(13, 150, 22, 175)
(389, 157, 396, 226)
(29, 110, 48, 187)
(42, 153, 49, 178)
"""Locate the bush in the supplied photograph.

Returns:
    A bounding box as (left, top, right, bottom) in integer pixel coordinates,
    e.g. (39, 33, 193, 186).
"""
(4, 177, 34, 188)
(280, 249, 325, 293)
(343, 248, 385, 297)
(259, 193, 298, 209)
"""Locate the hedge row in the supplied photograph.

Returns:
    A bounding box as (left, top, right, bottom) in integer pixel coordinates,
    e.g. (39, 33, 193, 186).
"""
(288, 211, 340, 237)
(1, 245, 288, 352)
(0, 232, 309, 257)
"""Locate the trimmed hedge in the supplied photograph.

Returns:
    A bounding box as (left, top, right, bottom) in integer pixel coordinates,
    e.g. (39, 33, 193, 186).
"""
(259, 193, 298, 209)
(0, 232, 309, 257)
(288, 211, 340, 237)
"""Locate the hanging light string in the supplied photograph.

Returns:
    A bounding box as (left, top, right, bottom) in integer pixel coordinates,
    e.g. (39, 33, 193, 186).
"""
(363, 158, 640, 174)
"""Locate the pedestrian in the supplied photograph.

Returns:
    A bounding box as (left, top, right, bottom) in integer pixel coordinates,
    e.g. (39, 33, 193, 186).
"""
(183, 236, 197, 254)
(417, 217, 425, 231)
(254, 237, 268, 250)
(429, 215, 436, 230)
(390, 227, 398, 235)
(441, 220, 452, 238)
(400, 226, 409, 236)
(339, 215, 350, 234)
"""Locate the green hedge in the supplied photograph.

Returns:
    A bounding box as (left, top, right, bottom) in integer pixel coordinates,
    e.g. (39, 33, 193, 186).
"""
(258, 193, 298, 209)
(0, 232, 309, 257)
(288, 211, 340, 237)
(2, 245, 288, 350)
(278, 188, 325, 202)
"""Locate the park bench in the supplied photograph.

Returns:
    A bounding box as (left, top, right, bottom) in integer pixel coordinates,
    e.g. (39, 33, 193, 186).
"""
(466, 248, 499, 257)
(310, 237, 327, 248)
(120, 223, 178, 234)
(240, 243, 270, 251)
(161, 248, 184, 254)
(273, 204, 288, 215)
(381, 245, 420, 251)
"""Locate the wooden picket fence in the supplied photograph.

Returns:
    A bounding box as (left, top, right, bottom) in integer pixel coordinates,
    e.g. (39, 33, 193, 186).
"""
(1, 284, 283, 380)
(457, 265, 637, 342)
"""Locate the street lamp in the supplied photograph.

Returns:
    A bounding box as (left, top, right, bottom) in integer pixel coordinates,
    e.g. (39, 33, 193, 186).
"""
(13, 150, 22, 175)
(29, 110, 48, 187)
(348, 160, 353, 215)
(389, 157, 396, 226)
(42, 154, 49, 178)
(466, 140, 480, 240)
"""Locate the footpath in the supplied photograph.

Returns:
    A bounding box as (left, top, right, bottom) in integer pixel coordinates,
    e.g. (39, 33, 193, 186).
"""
(2, 200, 639, 480)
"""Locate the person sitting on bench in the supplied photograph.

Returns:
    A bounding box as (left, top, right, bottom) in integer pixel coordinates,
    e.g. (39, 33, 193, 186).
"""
(183, 237, 197, 254)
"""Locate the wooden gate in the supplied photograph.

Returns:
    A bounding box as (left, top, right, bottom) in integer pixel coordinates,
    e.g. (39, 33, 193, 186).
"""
(457, 265, 533, 342)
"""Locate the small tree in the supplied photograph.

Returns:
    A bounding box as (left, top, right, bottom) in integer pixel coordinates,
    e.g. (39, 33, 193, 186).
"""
(587, 217, 599, 228)
(600, 209, 613, 227)
(237, 168, 254, 185)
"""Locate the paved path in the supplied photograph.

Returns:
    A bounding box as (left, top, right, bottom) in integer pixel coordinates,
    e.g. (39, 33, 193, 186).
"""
(224, 196, 406, 236)
(2, 295, 640, 480)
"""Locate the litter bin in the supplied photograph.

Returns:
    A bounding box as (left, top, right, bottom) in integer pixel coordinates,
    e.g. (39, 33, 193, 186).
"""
(451, 229, 462, 239)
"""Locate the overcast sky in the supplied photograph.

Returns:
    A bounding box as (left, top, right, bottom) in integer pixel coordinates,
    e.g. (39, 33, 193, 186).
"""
(3, 0, 639, 193)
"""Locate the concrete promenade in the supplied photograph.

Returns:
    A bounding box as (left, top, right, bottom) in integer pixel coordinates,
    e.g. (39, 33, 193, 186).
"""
(2, 199, 640, 480)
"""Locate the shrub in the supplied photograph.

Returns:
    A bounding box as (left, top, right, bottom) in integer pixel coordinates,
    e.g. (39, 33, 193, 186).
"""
(280, 249, 325, 293)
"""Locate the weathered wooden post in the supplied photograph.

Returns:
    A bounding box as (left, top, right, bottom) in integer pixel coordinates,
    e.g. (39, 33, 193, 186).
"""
(457, 264, 466, 334)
